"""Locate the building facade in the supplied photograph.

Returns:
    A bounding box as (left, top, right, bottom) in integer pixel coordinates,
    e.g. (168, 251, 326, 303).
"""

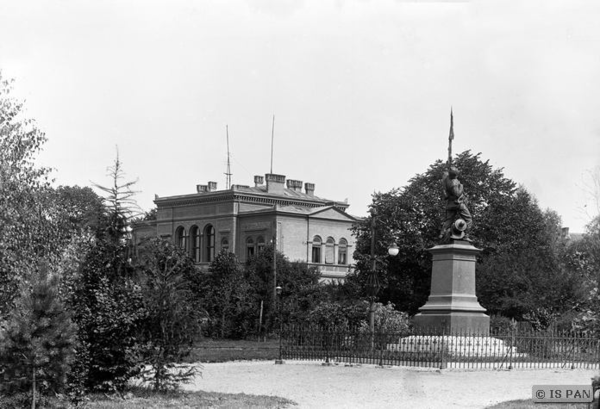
(134, 173, 358, 280)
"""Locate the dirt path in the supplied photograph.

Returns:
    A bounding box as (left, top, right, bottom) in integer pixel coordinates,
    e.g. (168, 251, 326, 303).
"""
(184, 361, 597, 408)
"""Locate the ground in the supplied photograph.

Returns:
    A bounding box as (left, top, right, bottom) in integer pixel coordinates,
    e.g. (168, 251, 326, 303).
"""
(184, 360, 598, 409)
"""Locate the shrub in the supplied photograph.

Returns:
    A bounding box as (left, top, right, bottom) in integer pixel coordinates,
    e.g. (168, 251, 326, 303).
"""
(69, 241, 146, 392)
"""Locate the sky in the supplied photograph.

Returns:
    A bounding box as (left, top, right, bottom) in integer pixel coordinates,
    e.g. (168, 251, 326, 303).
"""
(1, 0, 599, 233)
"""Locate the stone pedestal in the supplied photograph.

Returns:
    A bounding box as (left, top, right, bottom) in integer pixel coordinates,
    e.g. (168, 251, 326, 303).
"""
(413, 239, 489, 335)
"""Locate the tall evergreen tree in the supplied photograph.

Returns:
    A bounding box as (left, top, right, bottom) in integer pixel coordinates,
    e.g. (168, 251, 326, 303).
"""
(68, 154, 146, 392)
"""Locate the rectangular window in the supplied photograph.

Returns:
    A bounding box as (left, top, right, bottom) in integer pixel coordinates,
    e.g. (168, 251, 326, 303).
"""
(325, 245, 334, 264)
(312, 247, 321, 263)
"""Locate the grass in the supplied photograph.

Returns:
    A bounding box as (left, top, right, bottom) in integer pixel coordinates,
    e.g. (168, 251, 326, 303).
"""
(486, 399, 591, 408)
(1, 388, 295, 409)
(1, 339, 292, 408)
(84, 388, 295, 408)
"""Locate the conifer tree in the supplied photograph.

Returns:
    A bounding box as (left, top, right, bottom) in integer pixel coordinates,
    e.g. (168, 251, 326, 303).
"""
(0, 262, 77, 407)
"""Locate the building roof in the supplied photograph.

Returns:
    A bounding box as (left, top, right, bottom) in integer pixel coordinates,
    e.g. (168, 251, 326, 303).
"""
(155, 174, 350, 211)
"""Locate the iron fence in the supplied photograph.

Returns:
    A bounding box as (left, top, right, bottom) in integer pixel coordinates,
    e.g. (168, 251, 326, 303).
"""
(280, 325, 600, 370)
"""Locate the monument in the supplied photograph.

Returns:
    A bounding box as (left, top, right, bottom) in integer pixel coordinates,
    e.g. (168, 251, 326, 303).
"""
(413, 111, 490, 335)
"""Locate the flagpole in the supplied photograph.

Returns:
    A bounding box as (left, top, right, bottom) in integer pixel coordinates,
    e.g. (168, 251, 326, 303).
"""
(448, 109, 454, 167)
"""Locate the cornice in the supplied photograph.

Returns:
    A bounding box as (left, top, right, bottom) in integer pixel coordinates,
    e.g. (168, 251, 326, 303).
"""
(156, 190, 349, 210)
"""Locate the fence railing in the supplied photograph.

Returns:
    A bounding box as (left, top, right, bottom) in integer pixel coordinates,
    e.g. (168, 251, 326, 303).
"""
(280, 325, 600, 370)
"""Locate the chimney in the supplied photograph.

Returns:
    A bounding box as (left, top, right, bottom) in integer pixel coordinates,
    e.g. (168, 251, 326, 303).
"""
(286, 179, 303, 192)
(208, 181, 217, 191)
(196, 184, 208, 193)
(305, 182, 315, 196)
(265, 173, 286, 193)
(254, 175, 264, 187)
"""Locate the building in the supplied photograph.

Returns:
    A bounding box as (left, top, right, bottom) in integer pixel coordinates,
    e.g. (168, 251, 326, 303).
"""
(134, 173, 358, 280)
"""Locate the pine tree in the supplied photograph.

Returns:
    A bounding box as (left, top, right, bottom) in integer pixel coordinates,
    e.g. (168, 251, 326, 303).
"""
(0, 262, 77, 406)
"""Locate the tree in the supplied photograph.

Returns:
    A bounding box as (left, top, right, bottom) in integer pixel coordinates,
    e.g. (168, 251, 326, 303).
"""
(352, 151, 584, 326)
(68, 154, 146, 392)
(195, 250, 256, 339)
(0, 73, 59, 315)
(136, 238, 201, 391)
(0, 262, 77, 407)
(245, 245, 323, 333)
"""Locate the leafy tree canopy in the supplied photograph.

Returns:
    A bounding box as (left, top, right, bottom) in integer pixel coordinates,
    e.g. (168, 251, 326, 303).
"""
(352, 151, 583, 325)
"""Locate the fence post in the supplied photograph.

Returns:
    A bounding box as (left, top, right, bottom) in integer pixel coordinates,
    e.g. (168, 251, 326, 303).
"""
(440, 327, 446, 370)
(508, 326, 514, 370)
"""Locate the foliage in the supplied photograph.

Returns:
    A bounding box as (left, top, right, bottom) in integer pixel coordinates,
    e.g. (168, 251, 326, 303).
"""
(359, 302, 410, 334)
(567, 217, 600, 334)
(245, 245, 323, 333)
(0, 73, 58, 315)
(351, 151, 518, 314)
(52, 185, 107, 240)
(136, 238, 202, 391)
(69, 240, 146, 392)
(477, 194, 584, 327)
(92, 150, 141, 243)
(351, 151, 585, 327)
(306, 302, 352, 328)
(68, 155, 147, 392)
(0, 262, 77, 401)
(194, 250, 256, 339)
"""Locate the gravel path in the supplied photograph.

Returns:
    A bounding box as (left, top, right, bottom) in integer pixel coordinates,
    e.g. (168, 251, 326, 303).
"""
(184, 361, 597, 408)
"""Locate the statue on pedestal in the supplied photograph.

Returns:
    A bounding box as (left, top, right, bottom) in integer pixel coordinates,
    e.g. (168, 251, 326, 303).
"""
(440, 166, 472, 241)
(439, 110, 472, 242)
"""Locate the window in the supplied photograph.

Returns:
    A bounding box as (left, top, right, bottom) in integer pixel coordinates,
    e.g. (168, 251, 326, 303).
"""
(338, 238, 348, 265)
(311, 235, 322, 263)
(204, 224, 215, 262)
(190, 225, 201, 262)
(257, 236, 266, 253)
(221, 237, 229, 252)
(325, 237, 335, 264)
(246, 237, 255, 258)
(175, 226, 187, 250)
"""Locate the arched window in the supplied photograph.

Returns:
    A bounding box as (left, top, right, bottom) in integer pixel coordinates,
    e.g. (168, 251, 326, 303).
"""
(204, 224, 215, 262)
(175, 226, 187, 250)
(311, 235, 322, 263)
(338, 238, 348, 265)
(190, 225, 201, 262)
(246, 237, 255, 258)
(257, 236, 266, 253)
(221, 237, 229, 252)
(325, 237, 335, 264)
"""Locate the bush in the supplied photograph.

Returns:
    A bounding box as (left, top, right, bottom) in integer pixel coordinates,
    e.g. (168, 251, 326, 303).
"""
(69, 241, 146, 392)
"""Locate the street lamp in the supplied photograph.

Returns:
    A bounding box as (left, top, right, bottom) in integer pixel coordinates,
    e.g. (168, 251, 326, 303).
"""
(275, 285, 284, 365)
(366, 209, 399, 348)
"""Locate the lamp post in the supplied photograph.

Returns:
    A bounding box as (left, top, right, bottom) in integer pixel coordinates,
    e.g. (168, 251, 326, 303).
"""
(275, 285, 284, 364)
(366, 209, 399, 349)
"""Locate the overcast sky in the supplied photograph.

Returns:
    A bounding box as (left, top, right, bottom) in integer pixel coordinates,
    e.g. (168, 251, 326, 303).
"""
(1, 0, 599, 232)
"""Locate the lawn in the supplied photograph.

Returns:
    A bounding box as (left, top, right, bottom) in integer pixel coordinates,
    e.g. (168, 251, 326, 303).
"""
(1, 389, 295, 409)
(486, 400, 591, 409)
(1, 339, 292, 409)
(84, 388, 294, 409)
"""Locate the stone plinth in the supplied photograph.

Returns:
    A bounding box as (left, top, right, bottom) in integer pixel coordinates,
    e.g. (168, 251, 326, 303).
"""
(413, 239, 489, 335)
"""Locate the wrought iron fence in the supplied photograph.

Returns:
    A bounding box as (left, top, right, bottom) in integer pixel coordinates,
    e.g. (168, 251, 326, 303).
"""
(280, 325, 600, 370)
